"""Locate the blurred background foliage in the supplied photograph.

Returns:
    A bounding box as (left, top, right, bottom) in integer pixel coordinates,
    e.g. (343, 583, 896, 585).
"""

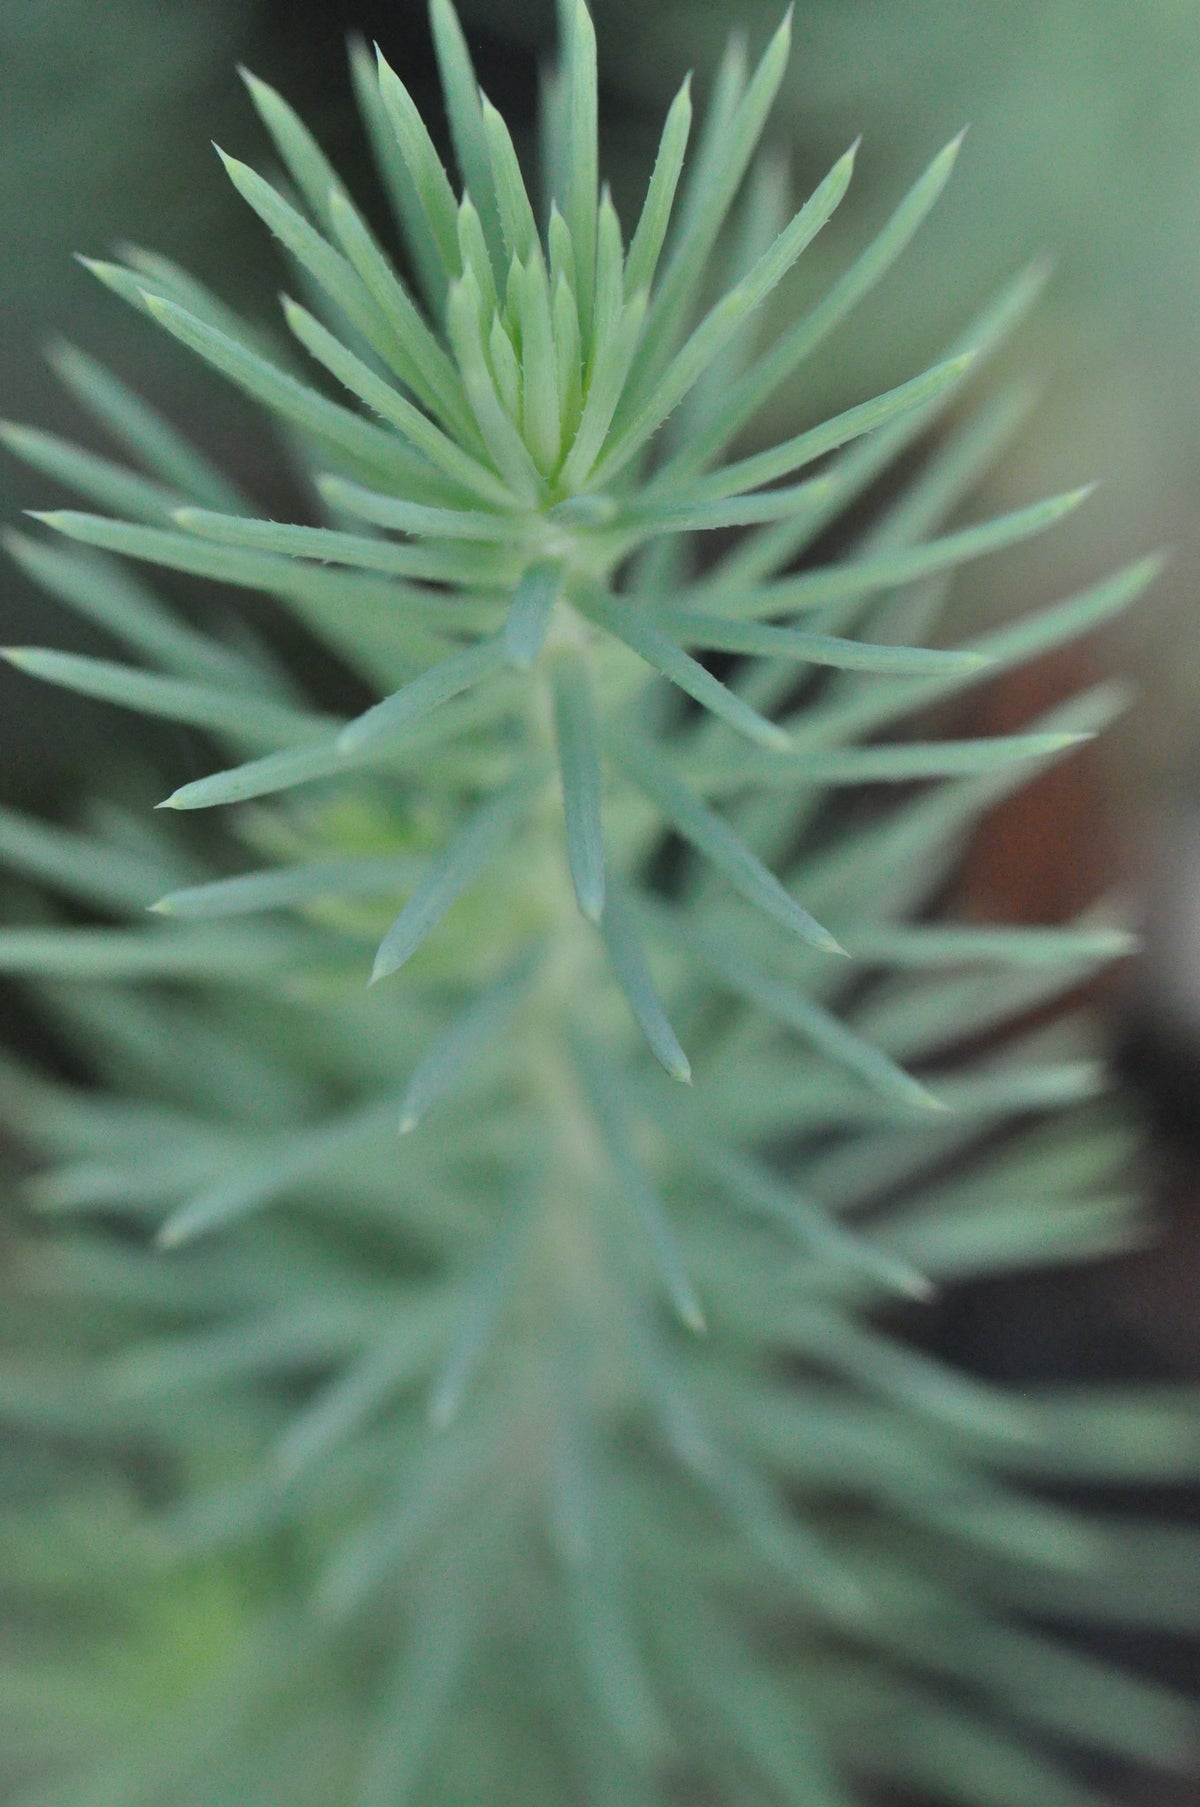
(2, 0, 259, 798)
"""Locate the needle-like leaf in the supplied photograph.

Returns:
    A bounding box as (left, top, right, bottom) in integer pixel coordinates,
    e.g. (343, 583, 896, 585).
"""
(3, 531, 259, 689)
(559, 0, 600, 339)
(426, 1173, 533, 1421)
(624, 77, 693, 302)
(400, 948, 542, 1134)
(431, 0, 504, 270)
(239, 67, 345, 231)
(695, 488, 1093, 617)
(595, 142, 857, 487)
(281, 295, 515, 507)
(581, 589, 790, 751)
(502, 561, 564, 668)
(2, 420, 183, 525)
(137, 293, 443, 495)
(572, 1035, 706, 1333)
(368, 44, 461, 308)
(616, 734, 846, 955)
(338, 638, 507, 753)
(633, 10, 792, 387)
(668, 132, 967, 482)
(0, 647, 325, 746)
(152, 854, 425, 922)
(643, 605, 987, 675)
(174, 506, 520, 587)
(551, 645, 606, 922)
(46, 343, 247, 512)
(371, 775, 541, 981)
(599, 883, 692, 1084)
(652, 355, 973, 514)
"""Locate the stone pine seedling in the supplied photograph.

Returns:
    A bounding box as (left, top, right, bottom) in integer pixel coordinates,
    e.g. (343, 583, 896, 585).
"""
(2, 3, 1197, 1803)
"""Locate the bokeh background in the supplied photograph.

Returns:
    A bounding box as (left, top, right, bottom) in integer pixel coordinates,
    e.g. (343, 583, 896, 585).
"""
(3, 2, 1199, 1800)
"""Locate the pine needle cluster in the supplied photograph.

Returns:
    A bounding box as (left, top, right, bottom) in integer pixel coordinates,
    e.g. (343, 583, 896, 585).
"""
(1, 4, 1197, 1804)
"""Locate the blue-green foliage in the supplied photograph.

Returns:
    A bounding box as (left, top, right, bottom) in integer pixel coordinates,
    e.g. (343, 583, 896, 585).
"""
(1, 4, 1197, 1803)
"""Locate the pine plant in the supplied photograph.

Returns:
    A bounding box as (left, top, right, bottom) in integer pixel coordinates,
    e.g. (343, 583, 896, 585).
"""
(2, 5, 1198, 1803)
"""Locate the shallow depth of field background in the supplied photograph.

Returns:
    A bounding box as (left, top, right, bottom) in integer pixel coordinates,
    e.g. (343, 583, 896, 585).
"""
(3, 3, 1199, 1801)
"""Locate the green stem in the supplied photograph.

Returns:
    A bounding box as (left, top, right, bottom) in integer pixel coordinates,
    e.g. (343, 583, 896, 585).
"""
(497, 633, 637, 1498)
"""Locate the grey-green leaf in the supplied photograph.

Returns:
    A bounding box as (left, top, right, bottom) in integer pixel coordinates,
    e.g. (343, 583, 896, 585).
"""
(503, 561, 564, 669)
(572, 1035, 705, 1333)
(617, 735, 845, 956)
(600, 884, 692, 1084)
(371, 775, 542, 981)
(583, 589, 790, 751)
(400, 948, 543, 1135)
(338, 638, 507, 754)
(1, 647, 325, 747)
(551, 646, 606, 922)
